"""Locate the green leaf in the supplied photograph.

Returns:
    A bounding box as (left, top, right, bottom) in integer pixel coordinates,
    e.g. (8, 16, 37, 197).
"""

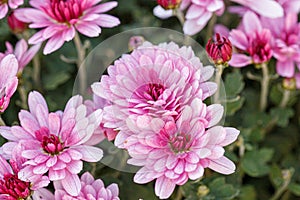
(43, 72, 71, 90)
(241, 148, 274, 177)
(224, 70, 245, 98)
(288, 183, 300, 196)
(269, 165, 284, 189)
(270, 108, 294, 127)
(202, 177, 239, 200)
(226, 96, 245, 116)
(239, 185, 256, 200)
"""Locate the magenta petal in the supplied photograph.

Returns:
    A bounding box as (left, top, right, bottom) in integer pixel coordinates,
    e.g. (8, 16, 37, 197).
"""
(229, 54, 252, 67)
(243, 11, 262, 35)
(276, 60, 295, 77)
(61, 173, 81, 196)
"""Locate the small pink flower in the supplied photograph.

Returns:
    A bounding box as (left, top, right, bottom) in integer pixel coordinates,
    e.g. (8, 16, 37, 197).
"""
(0, 54, 18, 113)
(229, 11, 273, 67)
(157, 0, 182, 10)
(15, 0, 120, 55)
(0, 91, 103, 196)
(7, 11, 28, 34)
(124, 98, 239, 199)
(54, 172, 120, 200)
(183, 0, 224, 35)
(0, 152, 53, 200)
(92, 42, 217, 146)
(230, 0, 283, 18)
(206, 33, 232, 65)
(153, 0, 191, 19)
(261, 13, 300, 77)
(0, 39, 41, 72)
(0, 0, 23, 19)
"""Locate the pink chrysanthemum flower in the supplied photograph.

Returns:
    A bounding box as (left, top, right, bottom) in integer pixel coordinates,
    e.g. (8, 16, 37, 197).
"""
(229, 11, 273, 67)
(15, 0, 120, 55)
(0, 39, 41, 73)
(122, 98, 239, 199)
(0, 0, 23, 19)
(92, 42, 217, 145)
(0, 54, 18, 113)
(0, 91, 103, 196)
(184, 0, 224, 35)
(54, 172, 120, 200)
(153, 0, 191, 19)
(0, 151, 53, 200)
(261, 13, 300, 77)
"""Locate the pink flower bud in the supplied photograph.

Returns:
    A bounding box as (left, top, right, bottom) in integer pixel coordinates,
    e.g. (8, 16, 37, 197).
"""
(282, 77, 297, 90)
(7, 12, 27, 34)
(206, 33, 232, 65)
(157, 0, 182, 10)
(128, 36, 145, 51)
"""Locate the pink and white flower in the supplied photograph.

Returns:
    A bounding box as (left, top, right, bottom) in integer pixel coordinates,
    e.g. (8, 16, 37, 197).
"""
(15, 0, 120, 54)
(0, 91, 103, 196)
(229, 11, 273, 67)
(0, 0, 23, 19)
(92, 42, 217, 145)
(54, 172, 120, 200)
(0, 54, 18, 113)
(122, 98, 239, 199)
(153, 0, 191, 19)
(261, 13, 300, 77)
(0, 39, 41, 73)
(0, 153, 53, 200)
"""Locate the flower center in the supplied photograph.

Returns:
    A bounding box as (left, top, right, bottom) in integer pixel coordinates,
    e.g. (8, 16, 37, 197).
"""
(169, 133, 191, 154)
(46, 0, 84, 23)
(42, 134, 64, 155)
(135, 83, 165, 102)
(0, 173, 31, 199)
(248, 31, 272, 64)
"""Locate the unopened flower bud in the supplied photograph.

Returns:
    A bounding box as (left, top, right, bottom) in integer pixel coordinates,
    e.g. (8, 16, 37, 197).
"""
(128, 36, 145, 51)
(7, 12, 28, 34)
(157, 0, 182, 10)
(206, 33, 232, 66)
(282, 77, 296, 90)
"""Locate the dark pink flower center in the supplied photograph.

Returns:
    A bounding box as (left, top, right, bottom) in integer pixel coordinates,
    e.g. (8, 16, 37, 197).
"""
(0, 173, 31, 199)
(248, 30, 272, 64)
(42, 134, 64, 155)
(169, 133, 191, 153)
(134, 83, 165, 101)
(46, 0, 84, 23)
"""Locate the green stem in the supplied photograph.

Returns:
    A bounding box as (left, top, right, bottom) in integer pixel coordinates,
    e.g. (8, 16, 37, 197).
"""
(260, 63, 270, 112)
(32, 54, 42, 91)
(0, 115, 5, 126)
(279, 89, 290, 108)
(174, 9, 185, 26)
(270, 170, 293, 200)
(73, 33, 87, 94)
(18, 85, 28, 109)
(214, 64, 224, 103)
(174, 187, 183, 200)
(206, 14, 217, 41)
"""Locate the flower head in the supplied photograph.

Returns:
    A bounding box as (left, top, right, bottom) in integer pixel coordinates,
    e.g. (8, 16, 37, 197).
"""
(92, 42, 217, 146)
(54, 172, 120, 200)
(229, 11, 273, 67)
(124, 99, 239, 199)
(206, 33, 232, 65)
(15, 0, 120, 54)
(0, 0, 23, 19)
(0, 54, 18, 113)
(7, 11, 28, 34)
(0, 91, 103, 196)
(157, 0, 182, 10)
(0, 39, 41, 73)
(261, 13, 300, 77)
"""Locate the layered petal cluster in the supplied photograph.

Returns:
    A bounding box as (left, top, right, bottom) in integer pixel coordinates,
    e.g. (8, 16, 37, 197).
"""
(92, 42, 216, 144)
(0, 54, 18, 113)
(0, 0, 23, 19)
(229, 11, 273, 67)
(0, 154, 53, 200)
(55, 172, 120, 200)
(0, 91, 103, 196)
(0, 39, 41, 72)
(123, 99, 239, 199)
(261, 13, 300, 77)
(15, 0, 120, 54)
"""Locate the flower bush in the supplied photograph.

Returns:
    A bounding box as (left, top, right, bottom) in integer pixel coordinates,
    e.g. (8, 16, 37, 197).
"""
(0, 0, 299, 200)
